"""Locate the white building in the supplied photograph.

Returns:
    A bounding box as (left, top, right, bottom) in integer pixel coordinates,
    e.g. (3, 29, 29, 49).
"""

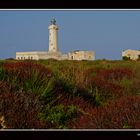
(122, 49, 140, 60)
(16, 18, 95, 61)
(68, 50, 95, 60)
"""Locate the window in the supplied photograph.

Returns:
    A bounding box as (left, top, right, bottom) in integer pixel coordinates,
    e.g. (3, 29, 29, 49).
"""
(21, 57, 23, 60)
(28, 56, 30, 59)
(71, 56, 73, 60)
(31, 56, 33, 60)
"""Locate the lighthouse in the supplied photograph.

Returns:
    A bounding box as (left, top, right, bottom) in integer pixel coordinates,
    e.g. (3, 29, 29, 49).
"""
(16, 18, 95, 61)
(48, 18, 59, 53)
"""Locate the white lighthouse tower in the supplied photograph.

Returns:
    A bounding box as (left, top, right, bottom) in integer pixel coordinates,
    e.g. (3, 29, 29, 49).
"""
(48, 18, 59, 53)
(16, 18, 95, 61)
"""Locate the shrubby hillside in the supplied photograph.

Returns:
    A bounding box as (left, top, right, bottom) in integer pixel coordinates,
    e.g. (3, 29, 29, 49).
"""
(0, 59, 140, 129)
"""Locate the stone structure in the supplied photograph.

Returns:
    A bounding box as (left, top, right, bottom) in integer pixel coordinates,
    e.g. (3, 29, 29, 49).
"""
(16, 18, 95, 61)
(48, 18, 59, 53)
(68, 50, 95, 60)
(16, 51, 67, 60)
(122, 49, 140, 60)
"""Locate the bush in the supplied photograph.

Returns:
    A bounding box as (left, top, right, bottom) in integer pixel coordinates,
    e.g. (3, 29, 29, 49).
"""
(73, 96, 140, 129)
(39, 104, 77, 128)
(0, 81, 15, 94)
(122, 56, 130, 60)
(2, 61, 54, 96)
(0, 91, 45, 128)
(83, 68, 131, 104)
(84, 67, 134, 82)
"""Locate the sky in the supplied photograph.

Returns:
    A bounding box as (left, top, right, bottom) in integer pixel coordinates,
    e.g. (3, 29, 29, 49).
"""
(0, 10, 140, 60)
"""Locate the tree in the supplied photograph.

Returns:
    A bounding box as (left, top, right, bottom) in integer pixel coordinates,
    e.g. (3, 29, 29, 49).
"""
(122, 56, 130, 60)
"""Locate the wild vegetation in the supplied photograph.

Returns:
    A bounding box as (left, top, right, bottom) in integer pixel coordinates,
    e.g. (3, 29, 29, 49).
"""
(0, 59, 140, 129)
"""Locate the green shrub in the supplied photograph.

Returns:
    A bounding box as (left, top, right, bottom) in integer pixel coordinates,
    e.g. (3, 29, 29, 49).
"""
(122, 56, 130, 60)
(40, 104, 77, 128)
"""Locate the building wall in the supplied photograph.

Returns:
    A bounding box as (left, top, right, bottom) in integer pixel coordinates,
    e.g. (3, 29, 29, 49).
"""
(122, 49, 140, 60)
(16, 52, 39, 60)
(68, 51, 95, 60)
(16, 51, 68, 60)
(16, 51, 95, 61)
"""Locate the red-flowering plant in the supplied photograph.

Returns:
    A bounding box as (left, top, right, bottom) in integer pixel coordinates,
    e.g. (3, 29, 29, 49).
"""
(2, 61, 54, 96)
(0, 91, 47, 128)
(72, 96, 140, 129)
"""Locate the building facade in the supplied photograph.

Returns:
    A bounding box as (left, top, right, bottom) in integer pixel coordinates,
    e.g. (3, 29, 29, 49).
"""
(122, 49, 140, 60)
(16, 18, 95, 61)
(68, 50, 95, 60)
